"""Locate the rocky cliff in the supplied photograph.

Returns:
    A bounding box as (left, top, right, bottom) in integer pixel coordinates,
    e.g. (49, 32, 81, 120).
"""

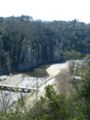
(0, 16, 90, 75)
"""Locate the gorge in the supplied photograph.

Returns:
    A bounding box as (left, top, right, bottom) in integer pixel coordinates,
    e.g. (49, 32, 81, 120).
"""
(0, 16, 90, 75)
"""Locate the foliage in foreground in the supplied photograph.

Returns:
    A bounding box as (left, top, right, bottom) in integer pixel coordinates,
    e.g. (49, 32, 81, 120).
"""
(0, 85, 85, 120)
(1, 58, 90, 120)
(79, 59, 90, 120)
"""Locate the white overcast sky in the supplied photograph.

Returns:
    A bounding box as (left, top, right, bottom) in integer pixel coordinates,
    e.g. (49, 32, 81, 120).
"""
(0, 0, 90, 23)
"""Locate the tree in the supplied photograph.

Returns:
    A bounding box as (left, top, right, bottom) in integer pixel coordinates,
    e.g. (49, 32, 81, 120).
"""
(79, 59, 90, 119)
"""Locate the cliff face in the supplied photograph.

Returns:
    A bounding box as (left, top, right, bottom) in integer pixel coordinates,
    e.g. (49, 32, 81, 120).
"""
(0, 16, 90, 75)
(17, 37, 62, 72)
(0, 34, 62, 74)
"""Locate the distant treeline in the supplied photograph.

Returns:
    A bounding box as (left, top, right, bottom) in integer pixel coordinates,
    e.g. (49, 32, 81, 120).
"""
(0, 15, 90, 74)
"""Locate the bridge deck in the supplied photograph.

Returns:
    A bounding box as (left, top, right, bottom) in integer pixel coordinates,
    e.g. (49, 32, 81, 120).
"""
(0, 84, 36, 93)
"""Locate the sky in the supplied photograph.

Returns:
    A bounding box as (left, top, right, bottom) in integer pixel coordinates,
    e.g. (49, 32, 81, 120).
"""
(0, 0, 90, 23)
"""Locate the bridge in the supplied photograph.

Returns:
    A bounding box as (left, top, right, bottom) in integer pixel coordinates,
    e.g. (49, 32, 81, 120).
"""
(0, 84, 37, 93)
(0, 75, 55, 93)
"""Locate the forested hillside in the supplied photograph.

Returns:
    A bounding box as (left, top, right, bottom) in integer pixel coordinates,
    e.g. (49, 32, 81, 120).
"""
(0, 15, 90, 74)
